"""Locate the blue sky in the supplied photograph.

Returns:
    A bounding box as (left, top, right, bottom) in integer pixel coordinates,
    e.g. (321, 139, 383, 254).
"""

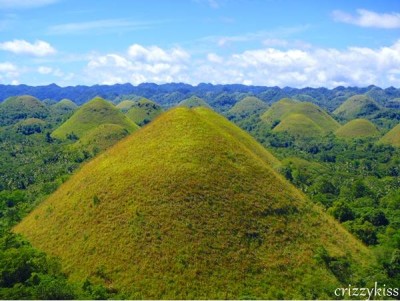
(0, 0, 399, 87)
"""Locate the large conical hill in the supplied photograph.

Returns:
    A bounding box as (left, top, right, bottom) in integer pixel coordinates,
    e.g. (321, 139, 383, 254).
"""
(51, 98, 78, 115)
(379, 124, 400, 147)
(125, 98, 163, 126)
(334, 94, 381, 119)
(116, 100, 136, 112)
(15, 107, 373, 299)
(335, 119, 380, 139)
(0, 95, 49, 126)
(273, 113, 324, 137)
(51, 97, 139, 139)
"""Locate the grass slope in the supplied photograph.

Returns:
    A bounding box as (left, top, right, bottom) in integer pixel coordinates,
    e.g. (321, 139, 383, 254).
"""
(228, 96, 268, 115)
(334, 95, 381, 119)
(125, 98, 163, 126)
(0, 95, 49, 126)
(73, 124, 129, 154)
(51, 97, 139, 139)
(116, 100, 136, 112)
(261, 98, 340, 136)
(179, 96, 211, 108)
(335, 119, 380, 139)
(15, 107, 373, 299)
(273, 113, 324, 137)
(379, 124, 400, 147)
(51, 99, 78, 114)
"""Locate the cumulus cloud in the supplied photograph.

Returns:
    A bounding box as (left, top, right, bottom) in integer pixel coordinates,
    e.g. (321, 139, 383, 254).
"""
(86, 45, 190, 85)
(84, 41, 400, 88)
(0, 40, 56, 56)
(37, 66, 52, 74)
(0, 61, 19, 83)
(333, 9, 400, 29)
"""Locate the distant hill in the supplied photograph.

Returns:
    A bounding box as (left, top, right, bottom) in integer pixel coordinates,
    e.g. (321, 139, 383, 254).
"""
(116, 100, 136, 112)
(335, 119, 380, 139)
(14, 118, 46, 135)
(0, 95, 49, 126)
(334, 95, 381, 119)
(228, 96, 268, 116)
(273, 113, 324, 137)
(379, 124, 400, 147)
(15, 107, 372, 299)
(51, 99, 78, 115)
(125, 98, 163, 126)
(178, 95, 211, 108)
(261, 98, 340, 136)
(51, 97, 138, 140)
(73, 123, 130, 154)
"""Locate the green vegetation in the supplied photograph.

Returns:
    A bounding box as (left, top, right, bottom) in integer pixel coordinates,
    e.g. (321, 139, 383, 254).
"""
(116, 100, 136, 112)
(15, 107, 375, 299)
(51, 97, 139, 140)
(335, 119, 380, 139)
(125, 98, 163, 126)
(178, 95, 211, 108)
(334, 94, 381, 120)
(0, 95, 49, 126)
(261, 98, 340, 137)
(50, 99, 77, 115)
(379, 124, 400, 147)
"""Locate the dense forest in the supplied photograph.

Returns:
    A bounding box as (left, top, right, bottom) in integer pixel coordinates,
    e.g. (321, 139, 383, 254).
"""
(0, 84, 400, 299)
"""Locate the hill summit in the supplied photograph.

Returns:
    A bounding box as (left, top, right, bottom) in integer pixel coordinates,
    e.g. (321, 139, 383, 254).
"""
(334, 94, 380, 119)
(0, 95, 49, 126)
(51, 96, 138, 139)
(15, 107, 372, 299)
(335, 119, 380, 139)
(261, 98, 340, 136)
(178, 95, 211, 108)
(228, 96, 268, 116)
(125, 98, 163, 126)
(379, 124, 400, 147)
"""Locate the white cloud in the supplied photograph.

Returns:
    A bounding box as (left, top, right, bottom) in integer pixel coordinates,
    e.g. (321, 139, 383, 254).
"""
(0, 0, 58, 9)
(0, 40, 56, 56)
(37, 66, 52, 74)
(86, 45, 190, 85)
(48, 19, 153, 35)
(0, 61, 19, 83)
(333, 9, 400, 29)
(0, 61, 17, 72)
(83, 41, 400, 88)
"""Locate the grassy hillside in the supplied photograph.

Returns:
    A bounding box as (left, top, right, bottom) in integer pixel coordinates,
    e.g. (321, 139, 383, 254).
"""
(335, 119, 380, 139)
(51, 99, 78, 114)
(73, 123, 129, 154)
(179, 95, 211, 108)
(51, 97, 139, 139)
(379, 124, 400, 147)
(228, 96, 268, 115)
(261, 98, 340, 136)
(334, 95, 381, 119)
(116, 100, 136, 112)
(15, 107, 373, 299)
(273, 113, 324, 137)
(125, 98, 163, 126)
(0, 95, 49, 126)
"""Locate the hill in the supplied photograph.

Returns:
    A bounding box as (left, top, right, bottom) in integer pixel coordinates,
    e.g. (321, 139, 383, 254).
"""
(14, 118, 46, 135)
(15, 107, 372, 299)
(272, 113, 324, 137)
(116, 100, 136, 112)
(228, 96, 268, 116)
(125, 98, 163, 126)
(51, 99, 78, 115)
(261, 98, 340, 136)
(51, 97, 139, 139)
(178, 95, 211, 108)
(379, 124, 400, 147)
(73, 124, 129, 154)
(334, 95, 381, 119)
(0, 95, 49, 126)
(335, 119, 380, 139)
